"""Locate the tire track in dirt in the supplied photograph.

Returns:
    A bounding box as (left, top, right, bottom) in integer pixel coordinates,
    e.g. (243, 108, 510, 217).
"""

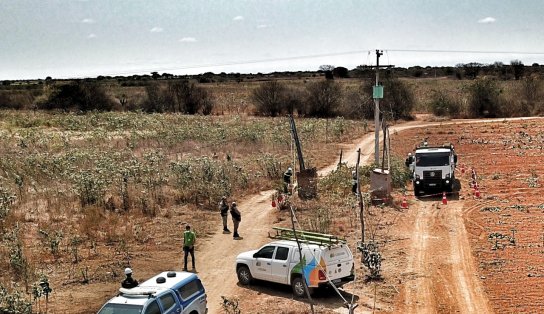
(200, 118, 541, 313)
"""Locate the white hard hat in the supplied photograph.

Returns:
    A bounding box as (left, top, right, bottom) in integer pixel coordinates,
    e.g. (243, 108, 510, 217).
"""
(288, 167, 292, 171)
(124, 268, 133, 275)
(352, 170, 356, 174)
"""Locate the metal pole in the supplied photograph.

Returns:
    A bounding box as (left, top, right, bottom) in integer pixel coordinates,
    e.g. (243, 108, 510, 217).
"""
(356, 148, 365, 246)
(289, 206, 315, 313)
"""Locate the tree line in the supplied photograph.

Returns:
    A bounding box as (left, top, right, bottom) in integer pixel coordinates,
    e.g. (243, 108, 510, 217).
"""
(0, 59, 543, 118)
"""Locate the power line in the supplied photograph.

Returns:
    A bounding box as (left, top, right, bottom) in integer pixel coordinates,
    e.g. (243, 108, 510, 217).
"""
(88, 48, 544, 78)
(385, 48, 544, 55)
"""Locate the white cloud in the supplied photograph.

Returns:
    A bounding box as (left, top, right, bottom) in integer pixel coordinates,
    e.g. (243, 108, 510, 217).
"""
(150, 27, 164, 33)
(256, 24, 269, 29)
(233, 16, 244, 21)
(478, 17, 496, 24)
(81, 18, 95, 24)
(87, 33, 96, 39)
(179, 37, 197, 42)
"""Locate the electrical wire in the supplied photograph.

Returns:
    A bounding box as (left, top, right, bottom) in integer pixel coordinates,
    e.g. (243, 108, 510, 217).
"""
(89, 48, 544, 78)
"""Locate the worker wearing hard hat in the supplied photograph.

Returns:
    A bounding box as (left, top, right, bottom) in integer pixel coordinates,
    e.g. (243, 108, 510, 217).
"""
(121, 268, 139, 289)
(283, 167, 293, 194)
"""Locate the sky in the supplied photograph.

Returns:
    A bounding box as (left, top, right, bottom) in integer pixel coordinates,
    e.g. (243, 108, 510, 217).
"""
(2, 0, 544, 80)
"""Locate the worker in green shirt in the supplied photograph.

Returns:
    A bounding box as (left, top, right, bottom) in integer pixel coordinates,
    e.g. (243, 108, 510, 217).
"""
(183, 225, 196, 271)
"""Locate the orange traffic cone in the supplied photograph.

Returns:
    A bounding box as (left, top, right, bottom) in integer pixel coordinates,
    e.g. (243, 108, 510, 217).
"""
(475, 188, 481, 198)
(442, 192, 448, 205)
(401, 196, 408, 209)
(271, 200, 276, 207)
(461, 164, 465, 174)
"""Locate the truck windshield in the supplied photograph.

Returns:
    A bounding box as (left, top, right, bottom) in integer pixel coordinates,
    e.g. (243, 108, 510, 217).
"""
(416, 152, 450, 167)
(98, 304, 143, 314)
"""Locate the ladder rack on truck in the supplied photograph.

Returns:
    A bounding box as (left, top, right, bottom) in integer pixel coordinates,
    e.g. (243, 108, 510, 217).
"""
(269, 227, 346, 246)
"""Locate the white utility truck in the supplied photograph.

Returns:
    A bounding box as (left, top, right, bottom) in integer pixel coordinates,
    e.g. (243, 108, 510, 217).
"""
(235, 227, 354, 298)
(406, 142, 457, 196)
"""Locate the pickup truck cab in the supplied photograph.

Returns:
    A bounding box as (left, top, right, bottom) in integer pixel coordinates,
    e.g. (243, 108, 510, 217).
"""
(97, 271, 207, 314)
(235, 228, 354, 297)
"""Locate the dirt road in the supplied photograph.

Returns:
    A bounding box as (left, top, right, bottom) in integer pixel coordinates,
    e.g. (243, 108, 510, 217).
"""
(198, 118, 525, 313)
(400, 198, 492, 314)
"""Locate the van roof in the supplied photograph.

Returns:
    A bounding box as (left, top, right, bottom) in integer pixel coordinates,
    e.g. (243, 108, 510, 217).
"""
(139, 271, 196, 290)
(105, 271, 197, 306)
(269, 240, 342, 250)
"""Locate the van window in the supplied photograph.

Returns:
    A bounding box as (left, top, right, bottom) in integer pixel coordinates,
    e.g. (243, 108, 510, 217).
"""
(274, 247, 289, 261)
(292, 249, 318, 263)
(178, 279, 203, 300)
(255, 246, 275, 259)
(159, 292, 176, 312)
(144, 300, 161, 314)
(98, 304, 143, 314)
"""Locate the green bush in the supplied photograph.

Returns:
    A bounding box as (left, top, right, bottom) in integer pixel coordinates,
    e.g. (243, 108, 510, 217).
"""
(468, 77, 502, 118)
(35, 82, 115, 112)
(304, 80, 342, 117)
(252, 81, 286, 117)
(429, 90, 460, 117)
(0, 283, 32, 314)
(349, 78, 415, 121)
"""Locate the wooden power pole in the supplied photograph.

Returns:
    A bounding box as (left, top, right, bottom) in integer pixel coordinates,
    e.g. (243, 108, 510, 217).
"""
(371, 50, 393, 165)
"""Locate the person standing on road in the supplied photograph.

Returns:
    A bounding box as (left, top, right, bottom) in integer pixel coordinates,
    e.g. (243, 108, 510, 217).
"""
(183, 225, 196, 271)
(351, 170, 358, 195)
(121, 268, 139, 289)
(230, 202, 242, 239)
(219, 196, 230, 233)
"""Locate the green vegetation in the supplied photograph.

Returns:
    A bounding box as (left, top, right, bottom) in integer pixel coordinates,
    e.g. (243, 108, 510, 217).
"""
(2, 62, 543, 118)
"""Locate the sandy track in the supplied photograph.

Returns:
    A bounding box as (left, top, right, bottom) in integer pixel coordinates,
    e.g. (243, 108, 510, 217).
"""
(199, 118, 542, 313)
(401, 198, 492, 314)
(196, 191, 276, 313)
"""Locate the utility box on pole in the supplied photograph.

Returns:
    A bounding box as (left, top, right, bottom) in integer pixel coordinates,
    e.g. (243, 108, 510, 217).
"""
(370, 168, 391, 204)
(373, 85, 383, 99)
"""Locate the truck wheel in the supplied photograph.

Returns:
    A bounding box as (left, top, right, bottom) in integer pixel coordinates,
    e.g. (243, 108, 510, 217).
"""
(237, 266, 253, 285)
(291, 277, 312, 298)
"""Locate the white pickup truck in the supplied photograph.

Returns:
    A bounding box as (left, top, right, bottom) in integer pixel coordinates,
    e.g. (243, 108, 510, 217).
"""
(235, 228, 354, 297)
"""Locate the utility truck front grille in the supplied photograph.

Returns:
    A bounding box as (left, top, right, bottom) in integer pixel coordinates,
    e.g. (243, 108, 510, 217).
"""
(423, 170, 442, 186)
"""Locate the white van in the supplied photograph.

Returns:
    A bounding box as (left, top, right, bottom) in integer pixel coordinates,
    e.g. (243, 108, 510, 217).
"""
(235, 228, 354, 297)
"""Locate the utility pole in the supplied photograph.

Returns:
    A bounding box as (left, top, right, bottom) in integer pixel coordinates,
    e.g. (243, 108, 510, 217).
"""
(370, 50, 393, 165)
(289, 206, 315, 314)
(355, 148, 364, 245)
(374, 50, 383, 165)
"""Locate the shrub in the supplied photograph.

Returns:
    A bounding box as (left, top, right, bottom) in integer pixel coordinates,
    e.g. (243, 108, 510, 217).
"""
(341, 84, 373, 119)
(0, 283, 32, 314)
(166, 80, 214, 114)
(304, 80, 342, 117)
(35, 82, 115, 111)
(351, 78, 415, 120)
(142, 83, 168, 113)
(381, 78, 414, 120)
(429, 90, 460, 117)
(252, 81, 286, 117)
(468, 77, 502, 118)
(2, 226, 31, 282)
(0, 187, 16, 221)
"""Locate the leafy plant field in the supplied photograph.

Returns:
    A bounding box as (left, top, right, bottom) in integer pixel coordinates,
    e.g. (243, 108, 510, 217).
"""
(0, 110, 365, 313)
